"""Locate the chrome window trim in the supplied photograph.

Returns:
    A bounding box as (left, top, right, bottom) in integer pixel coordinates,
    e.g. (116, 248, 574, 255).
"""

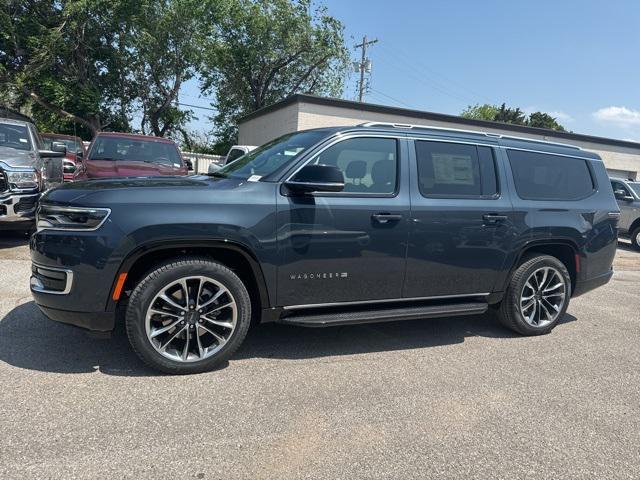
(30, 263, 74, 295)
(36, 205, 111, 232)
(282, 292, 491, 310)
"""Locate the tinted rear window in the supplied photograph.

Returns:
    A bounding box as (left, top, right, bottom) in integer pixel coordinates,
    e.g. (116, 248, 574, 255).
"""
(89, 137, 181, 166)
(507, 150, 594, 201)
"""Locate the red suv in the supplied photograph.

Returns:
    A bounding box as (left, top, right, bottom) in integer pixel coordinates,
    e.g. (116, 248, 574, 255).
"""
(74, 132, 187, 180)
(41, 133, 86, 182)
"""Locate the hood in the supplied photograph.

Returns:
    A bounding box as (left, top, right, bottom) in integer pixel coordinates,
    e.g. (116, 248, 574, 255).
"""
(0, 146, 37, 169)
(84, 159, 186, 178)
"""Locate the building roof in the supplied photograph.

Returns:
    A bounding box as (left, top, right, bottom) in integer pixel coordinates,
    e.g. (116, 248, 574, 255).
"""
(239, 94, 640, 151)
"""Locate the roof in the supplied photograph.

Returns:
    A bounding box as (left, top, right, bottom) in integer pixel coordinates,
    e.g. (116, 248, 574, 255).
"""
(239, 94, 640, 151)
(96, 132, 176, 144)
(0, 107, 32, 123)
(0, 117, 32, 127)
(41, 133, 82, 141)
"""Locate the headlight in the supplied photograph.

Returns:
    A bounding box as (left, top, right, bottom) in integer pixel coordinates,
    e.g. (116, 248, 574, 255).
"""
(36, 205, 111, 232)
(7, 170, 38, 189)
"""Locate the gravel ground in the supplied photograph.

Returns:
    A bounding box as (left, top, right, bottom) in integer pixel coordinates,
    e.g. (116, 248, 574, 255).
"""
(0, 232, 638, 479)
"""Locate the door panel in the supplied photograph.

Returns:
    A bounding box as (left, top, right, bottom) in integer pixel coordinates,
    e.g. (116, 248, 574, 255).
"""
(276, 136, 410, 306)
(404, 139, 517, 298)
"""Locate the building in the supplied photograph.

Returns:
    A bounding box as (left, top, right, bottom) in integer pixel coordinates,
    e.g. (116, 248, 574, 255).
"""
(238, 94, 640, 180)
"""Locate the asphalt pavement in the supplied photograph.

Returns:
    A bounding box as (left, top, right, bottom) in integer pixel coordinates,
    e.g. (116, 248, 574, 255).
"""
(1, 232, 638, 479)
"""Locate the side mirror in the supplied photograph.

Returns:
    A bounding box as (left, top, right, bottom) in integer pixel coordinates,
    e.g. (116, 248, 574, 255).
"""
(52, 142, 67, 155)
(285, 164, 344, 194)
(614, 189, 634, 202)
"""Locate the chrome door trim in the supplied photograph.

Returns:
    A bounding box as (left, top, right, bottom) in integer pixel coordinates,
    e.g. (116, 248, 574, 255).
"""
(282, 292, 490, 310)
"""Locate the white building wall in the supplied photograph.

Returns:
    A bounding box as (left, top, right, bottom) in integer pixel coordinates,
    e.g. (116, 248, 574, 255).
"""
(238, 102, 300, 146)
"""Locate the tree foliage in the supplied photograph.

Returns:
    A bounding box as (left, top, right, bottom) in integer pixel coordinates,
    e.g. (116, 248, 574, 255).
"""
(0, 0, 204, 139)
(461, 103, 566, 131)
(199, 0, 349, 144)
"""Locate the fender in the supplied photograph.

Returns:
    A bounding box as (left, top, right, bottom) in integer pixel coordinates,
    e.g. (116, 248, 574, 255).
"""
(499, 238, 579, 294)
(106, 238, 271, 312)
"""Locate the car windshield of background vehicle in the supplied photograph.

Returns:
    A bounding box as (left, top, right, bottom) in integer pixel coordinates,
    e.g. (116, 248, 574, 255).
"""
(215, 130, 328, 180)
(0, 123, 31, 151)
(42, 137, 82, 153)
(629, 182, 640, 197)
(89, 137, 182, 166)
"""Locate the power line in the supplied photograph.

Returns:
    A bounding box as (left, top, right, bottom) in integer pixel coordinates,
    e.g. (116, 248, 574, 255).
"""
(178, 102, 216, 111)
(369, 88, 414, 109)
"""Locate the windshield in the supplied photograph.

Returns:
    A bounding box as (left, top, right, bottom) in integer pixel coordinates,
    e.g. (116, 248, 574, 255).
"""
(89, 136, 182, 166)
(42, 137, 82, 153)
(628, 182, 640, 197)
(0, 123, 31, 151)
(215, 130, 329, 180)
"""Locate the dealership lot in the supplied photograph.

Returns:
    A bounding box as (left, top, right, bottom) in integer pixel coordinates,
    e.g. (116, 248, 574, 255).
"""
(0, 233, 638, 479)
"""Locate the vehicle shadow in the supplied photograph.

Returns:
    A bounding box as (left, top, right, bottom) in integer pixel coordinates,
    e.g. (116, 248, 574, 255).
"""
(0, 300, 577, 376)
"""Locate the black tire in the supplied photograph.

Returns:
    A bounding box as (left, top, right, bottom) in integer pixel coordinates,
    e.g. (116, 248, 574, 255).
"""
(497, 254, 571, 336)
(630, 226, 640, 252)
(125, 257, 251, 374)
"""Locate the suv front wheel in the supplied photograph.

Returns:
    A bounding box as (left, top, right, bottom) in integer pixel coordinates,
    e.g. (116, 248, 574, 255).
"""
(125, 258, 251, 374)
(497, 254, 571, 335)
(630, 226, 640, 251)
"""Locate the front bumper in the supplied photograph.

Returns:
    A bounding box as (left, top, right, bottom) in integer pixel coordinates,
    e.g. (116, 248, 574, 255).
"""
(0, 189, 39, 223)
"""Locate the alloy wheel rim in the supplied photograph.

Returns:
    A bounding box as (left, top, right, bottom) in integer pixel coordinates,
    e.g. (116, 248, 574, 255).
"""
(519, 266, 566, 328)
(145, 276, 237, 362)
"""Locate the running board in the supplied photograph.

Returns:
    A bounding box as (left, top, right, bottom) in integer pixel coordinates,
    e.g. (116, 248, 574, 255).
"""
(278, 302, 488, 327)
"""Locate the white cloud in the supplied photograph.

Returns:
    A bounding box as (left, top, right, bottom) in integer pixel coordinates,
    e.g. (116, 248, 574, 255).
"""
(523, 106, 573, 122)
(593, 106, 640, 126)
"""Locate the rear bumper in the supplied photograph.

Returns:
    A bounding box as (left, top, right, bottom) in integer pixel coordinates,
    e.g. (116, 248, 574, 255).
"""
(573, 270, 613, 297)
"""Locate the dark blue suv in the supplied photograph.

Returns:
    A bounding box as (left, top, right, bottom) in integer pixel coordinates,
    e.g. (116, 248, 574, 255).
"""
(30, 123, 620, 374)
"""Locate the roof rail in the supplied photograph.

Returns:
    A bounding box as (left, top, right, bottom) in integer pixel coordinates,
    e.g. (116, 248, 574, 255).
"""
(359, 121, 582, 151)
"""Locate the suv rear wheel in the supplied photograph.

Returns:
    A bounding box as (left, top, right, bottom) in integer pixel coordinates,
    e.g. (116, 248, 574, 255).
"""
(631, 226, 640, 251)
(125, 258, 251, 374)
(497, 254, 571, 335)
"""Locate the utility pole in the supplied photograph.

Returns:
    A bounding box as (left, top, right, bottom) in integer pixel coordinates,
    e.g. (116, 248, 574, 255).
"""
(354, 35, 378, 102)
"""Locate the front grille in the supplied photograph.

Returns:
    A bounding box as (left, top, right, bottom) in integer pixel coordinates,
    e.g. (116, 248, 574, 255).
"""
(15, 196, 38, 213)
(0, 172, 7, 193)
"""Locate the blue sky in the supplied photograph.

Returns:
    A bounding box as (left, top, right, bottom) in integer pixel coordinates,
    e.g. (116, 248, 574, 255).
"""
(182, 0, 640, 142)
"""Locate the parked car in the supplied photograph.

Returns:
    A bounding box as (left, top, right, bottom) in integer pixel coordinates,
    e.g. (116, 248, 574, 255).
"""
(31, 123, 619, 374)
(74, 132, 187, 180)
(610, 177, 640, 250)
(0, 119, 64, 229)
(207, 145, 256, 175)
(41, 133, 86, 182)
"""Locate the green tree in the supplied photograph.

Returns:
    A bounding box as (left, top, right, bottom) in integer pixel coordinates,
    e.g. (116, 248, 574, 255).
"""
(199, 0, 349, 144)
(460, 104, 499, 121)
(0, 0, 136, 138)
(527, 111, 566, 131)
(460, 103, 566, 131)
(130, 0, 204, 137)
(494, 103, 527, 125)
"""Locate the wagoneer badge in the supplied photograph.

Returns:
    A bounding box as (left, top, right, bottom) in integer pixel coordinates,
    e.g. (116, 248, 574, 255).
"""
(290, 272, 349, 280)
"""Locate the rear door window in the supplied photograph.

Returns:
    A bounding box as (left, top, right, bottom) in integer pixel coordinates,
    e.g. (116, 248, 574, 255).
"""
(415, 141, 498, 198)
(507, 150, 594, 201)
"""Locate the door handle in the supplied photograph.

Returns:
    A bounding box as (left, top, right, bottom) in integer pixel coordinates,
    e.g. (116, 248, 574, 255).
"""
(482, 214, 508, 224)
(372, 213, 402, 224)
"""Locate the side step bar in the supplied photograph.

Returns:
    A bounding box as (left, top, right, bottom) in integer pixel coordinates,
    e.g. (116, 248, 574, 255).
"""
(278, 302, 488, 327)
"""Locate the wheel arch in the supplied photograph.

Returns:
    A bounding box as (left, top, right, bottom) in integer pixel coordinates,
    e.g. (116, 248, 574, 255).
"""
(108, 239, 270, 314)
(504, 240, 579, 295)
